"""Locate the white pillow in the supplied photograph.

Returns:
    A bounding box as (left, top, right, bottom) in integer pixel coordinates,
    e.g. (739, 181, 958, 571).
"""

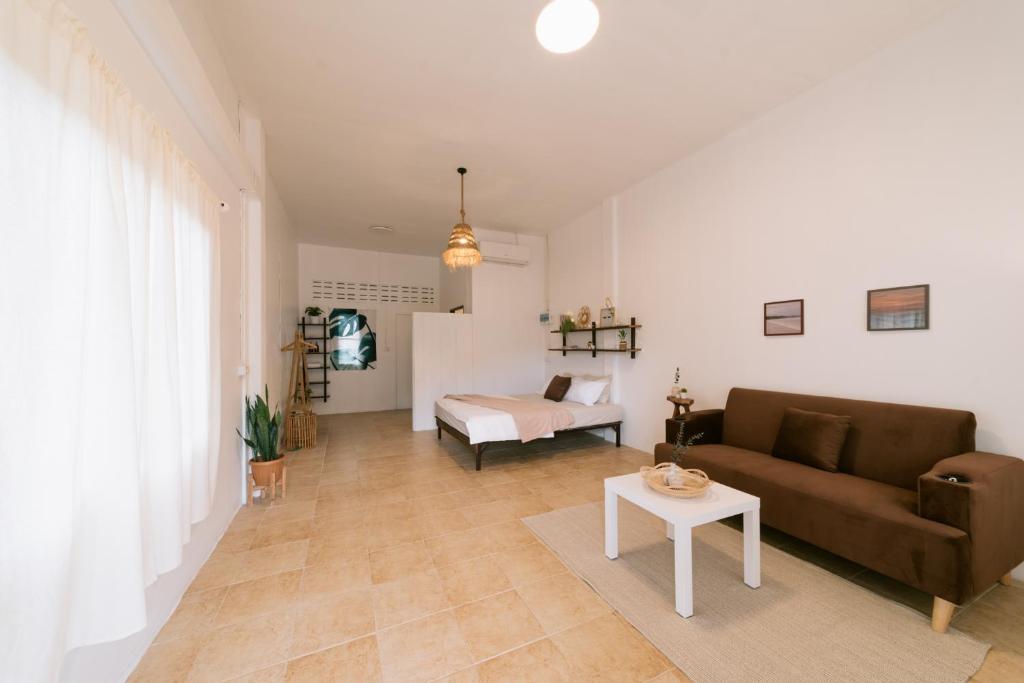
(564, 377, 608, 406)
(582, 374, 612, 403)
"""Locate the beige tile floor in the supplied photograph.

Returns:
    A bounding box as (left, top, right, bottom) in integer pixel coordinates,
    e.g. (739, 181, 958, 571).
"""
(131, 410, 1024, 682)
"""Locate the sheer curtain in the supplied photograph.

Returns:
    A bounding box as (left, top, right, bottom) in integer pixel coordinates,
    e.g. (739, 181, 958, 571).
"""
(0, 1, 222, 680)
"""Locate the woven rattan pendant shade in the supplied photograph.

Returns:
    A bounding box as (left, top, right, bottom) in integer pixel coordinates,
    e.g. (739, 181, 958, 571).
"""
(442, 167, 482, 269)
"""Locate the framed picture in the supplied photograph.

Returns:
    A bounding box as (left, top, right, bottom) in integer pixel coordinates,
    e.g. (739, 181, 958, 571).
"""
(449, 305, 465, 315)
(764, 299, 804, 336)
(328, 308, 377, 370)
(867, 284, 929, 331)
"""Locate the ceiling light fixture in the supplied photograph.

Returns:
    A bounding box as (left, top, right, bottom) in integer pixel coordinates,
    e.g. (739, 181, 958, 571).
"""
(441, 167, 482, 270)
(535, 0, 599, 54)
(369, 225, 394, 234)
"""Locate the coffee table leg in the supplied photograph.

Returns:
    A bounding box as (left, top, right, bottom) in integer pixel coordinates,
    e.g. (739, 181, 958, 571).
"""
(743, 508, 761, 589)
(666, 521, 674, 541)
(604, 490, 618, 560)
(674, 526, 693, 617)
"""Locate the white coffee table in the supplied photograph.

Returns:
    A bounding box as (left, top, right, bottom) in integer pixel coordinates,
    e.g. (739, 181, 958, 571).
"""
(604, 472, 761, 618)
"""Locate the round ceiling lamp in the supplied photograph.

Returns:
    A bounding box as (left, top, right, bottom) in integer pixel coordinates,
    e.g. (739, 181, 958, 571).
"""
(441, 167, 482, 270)
(535, 0, 600, 54)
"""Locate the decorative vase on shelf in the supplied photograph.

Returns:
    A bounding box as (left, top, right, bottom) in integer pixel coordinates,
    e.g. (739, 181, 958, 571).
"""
(670, 385, 681, 398)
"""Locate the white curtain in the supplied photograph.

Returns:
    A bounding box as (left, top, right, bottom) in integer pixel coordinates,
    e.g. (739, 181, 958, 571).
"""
(0, 1, 222, 680)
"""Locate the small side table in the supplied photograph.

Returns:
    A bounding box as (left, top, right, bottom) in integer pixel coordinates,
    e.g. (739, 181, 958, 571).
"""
(667, 395, 694, 418)
(604, 473, 761, 617)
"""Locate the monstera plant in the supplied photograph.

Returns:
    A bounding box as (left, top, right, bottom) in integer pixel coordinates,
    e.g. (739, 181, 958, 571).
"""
(328, 308, 377, 370)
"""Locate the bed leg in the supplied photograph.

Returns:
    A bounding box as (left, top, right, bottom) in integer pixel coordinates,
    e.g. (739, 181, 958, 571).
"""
(474, 444, 483, 471)
(614, 423, 621, 447)
(436, 419, 442, 440)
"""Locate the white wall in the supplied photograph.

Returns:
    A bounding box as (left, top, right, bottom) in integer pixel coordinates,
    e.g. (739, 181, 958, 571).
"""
(438, 263, 471, 314)
(167, 0, 241, 132)
(470, 230, 548, 396)
(298, 244, 440, 414)
(265, 183, 299, 405)
(546, 205, 622, 384)
(547, 0, 1024, 471)
(412, 313, 475, 431)
(56, 0, 251, 680)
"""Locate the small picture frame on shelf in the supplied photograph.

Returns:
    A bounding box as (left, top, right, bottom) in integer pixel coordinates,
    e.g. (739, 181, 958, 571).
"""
(764, 299, 804, 336)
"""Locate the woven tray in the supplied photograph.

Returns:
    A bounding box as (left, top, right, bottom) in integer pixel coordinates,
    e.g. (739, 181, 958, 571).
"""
(640, 463, 711, 498)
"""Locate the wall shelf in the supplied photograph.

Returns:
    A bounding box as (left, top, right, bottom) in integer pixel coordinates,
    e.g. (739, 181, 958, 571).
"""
(549, 323, 642, 333)
(549, 317, 641, 358)
(549, 347, 642, 353)
(299, 317, 330, 402)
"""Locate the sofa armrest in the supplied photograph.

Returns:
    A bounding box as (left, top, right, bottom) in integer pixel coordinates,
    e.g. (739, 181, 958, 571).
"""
(919, 452, 1024, 589)
(665, 409, 724, 446)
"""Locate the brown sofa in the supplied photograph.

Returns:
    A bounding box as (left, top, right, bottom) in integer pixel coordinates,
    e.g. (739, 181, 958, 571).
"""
(653, 387, 1024, 632)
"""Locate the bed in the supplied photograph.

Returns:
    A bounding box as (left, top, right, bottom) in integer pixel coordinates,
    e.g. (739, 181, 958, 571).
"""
(434, 393, 623, 470)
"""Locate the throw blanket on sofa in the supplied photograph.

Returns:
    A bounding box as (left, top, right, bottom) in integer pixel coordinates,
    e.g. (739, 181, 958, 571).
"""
(445, 394, 574, 442)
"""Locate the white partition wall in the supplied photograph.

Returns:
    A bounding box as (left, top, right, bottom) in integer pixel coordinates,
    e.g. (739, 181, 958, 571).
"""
(412, 312, 474, 431)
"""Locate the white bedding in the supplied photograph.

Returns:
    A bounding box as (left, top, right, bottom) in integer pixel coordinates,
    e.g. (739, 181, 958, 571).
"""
(434, 393, 623, 444)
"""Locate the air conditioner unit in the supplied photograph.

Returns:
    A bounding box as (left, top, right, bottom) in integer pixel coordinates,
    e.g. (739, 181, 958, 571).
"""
(479, 241, 530, 266)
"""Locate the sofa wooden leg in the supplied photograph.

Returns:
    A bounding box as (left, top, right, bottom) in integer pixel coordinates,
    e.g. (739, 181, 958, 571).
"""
(931, 597, 956, 633)
(1000, 573, 1014, 586)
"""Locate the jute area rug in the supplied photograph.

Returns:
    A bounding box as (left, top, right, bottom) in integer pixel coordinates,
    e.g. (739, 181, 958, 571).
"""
(523, 502, 989, 683)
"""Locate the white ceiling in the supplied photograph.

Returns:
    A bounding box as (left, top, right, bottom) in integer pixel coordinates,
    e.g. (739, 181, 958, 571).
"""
(200, 0, 955, 256)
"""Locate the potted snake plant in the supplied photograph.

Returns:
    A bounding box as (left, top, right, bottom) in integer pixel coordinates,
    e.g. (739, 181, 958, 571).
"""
(237, 386, 285, 493)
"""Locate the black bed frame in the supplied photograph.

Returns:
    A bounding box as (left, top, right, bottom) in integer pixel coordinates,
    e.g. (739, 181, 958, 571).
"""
(435, 416, 622, 471)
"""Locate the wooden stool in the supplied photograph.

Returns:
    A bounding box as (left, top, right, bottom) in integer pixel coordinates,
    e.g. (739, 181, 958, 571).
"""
(667, 395, 694, 418)
(247, 462, 287, 505)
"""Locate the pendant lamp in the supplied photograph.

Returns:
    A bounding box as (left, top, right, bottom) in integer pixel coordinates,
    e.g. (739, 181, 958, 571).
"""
(442, 167, 482, 270)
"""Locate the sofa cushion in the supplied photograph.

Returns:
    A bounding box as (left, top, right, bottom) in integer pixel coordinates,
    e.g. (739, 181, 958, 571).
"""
(654, 442, 971, 603)
(721, 388, 976, 490)
(543, 375, 571, 402)
(771, 407, 850, 472)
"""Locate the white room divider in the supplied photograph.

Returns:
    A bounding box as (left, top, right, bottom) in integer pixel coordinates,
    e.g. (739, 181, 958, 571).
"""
(412, 312, 474, 430)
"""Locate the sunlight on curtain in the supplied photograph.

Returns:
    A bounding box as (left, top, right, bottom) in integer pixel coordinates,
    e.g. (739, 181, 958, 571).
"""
(0, 1, 222, 679)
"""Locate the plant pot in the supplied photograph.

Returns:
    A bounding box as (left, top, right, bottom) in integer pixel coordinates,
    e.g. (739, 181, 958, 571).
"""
(618, 341, 628, 350)
(250, 457, 285, 487)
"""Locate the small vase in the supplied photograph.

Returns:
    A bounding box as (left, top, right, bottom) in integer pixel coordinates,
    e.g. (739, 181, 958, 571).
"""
(670, 385, 680, 398)
(665, 463, 686, 487)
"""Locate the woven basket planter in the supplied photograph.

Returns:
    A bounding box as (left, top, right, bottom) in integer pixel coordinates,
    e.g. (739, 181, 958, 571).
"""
(640, 463, 711, 498)
(286, 411, 317, 449)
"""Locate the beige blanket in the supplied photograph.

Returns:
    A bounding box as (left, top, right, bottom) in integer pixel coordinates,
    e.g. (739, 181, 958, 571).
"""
(444, 394, 575, 442)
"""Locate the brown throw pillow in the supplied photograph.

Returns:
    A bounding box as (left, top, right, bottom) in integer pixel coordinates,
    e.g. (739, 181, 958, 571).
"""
(771, 407, 851, 472)
(543, 375, 572, 402)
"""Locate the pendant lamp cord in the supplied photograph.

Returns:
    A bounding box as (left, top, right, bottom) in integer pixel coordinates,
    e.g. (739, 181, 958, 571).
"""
(458, 167, 467, 222)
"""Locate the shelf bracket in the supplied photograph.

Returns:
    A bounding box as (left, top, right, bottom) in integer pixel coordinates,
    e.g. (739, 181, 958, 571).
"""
(630, 317, 636, 359)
